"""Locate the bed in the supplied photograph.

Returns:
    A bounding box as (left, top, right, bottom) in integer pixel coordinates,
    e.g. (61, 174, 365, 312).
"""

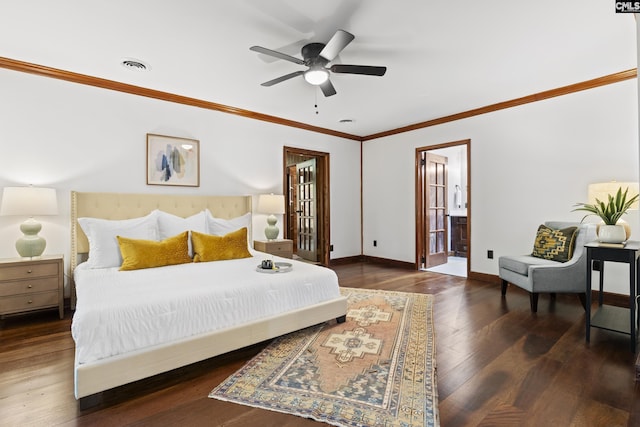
(69, 191, 347, 407)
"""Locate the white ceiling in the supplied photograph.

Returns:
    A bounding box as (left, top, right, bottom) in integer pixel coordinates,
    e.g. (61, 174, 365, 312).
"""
(0, 0, 636, 137)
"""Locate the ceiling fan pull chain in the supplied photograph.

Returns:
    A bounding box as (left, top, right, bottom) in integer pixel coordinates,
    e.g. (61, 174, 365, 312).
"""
(314, 90, 319, 115)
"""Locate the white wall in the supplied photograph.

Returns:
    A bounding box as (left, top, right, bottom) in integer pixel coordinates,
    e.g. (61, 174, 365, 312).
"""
(0, 69, 362, 296)
(363, 79, 639, 294)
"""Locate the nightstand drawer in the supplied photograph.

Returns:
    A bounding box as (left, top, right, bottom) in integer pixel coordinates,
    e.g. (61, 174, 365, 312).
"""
(268, 243, 292, 253)
(0, 277, 59, 297)
(254, 240, 293, 259)
(0, 291, 59, 313)
(0, 262, 59, 281)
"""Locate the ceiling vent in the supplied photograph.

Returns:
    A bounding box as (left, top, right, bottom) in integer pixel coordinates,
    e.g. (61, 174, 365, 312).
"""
(121, 59, 150, 71)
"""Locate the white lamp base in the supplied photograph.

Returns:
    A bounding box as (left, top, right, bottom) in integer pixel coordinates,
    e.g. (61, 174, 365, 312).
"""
(16, 217, 46, 257)
(264, 214, 279, 240)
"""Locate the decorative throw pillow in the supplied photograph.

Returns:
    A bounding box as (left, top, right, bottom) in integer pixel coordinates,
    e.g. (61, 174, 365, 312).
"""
(191, 228, 252, 263)
(78, 211, 159, 269)
(117, 231, 192, 271)
(531, 224, 578, 262)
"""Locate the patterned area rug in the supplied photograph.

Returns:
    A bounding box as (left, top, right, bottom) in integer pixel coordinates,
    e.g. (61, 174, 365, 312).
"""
(209, 287, 438, 426)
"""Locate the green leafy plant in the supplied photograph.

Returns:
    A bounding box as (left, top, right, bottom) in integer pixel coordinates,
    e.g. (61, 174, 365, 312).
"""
(573, 186, 639, 225)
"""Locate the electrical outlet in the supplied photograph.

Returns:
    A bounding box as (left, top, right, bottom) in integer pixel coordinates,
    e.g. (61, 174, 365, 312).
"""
(373, 240, 377, 247)
(487, 250, 494, 259)
(330, 244, 334, 252)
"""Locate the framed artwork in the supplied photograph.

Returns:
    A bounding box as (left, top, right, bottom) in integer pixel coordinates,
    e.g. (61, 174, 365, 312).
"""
(146, 133, 200, 187)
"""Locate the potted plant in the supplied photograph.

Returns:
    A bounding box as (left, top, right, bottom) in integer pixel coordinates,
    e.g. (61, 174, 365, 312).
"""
(573, 186, 639, 243)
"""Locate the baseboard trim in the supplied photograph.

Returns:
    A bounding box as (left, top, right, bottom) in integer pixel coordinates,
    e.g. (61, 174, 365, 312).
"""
(330, 255, 415, 269)
(362, 256, 415, 269)
(469, 271, 501, 284)
(329, 255, 366, 266)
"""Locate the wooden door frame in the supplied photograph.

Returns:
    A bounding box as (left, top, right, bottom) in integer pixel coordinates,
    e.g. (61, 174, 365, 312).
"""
(415, 139, 471, 275)
(283, 146, 330, 267)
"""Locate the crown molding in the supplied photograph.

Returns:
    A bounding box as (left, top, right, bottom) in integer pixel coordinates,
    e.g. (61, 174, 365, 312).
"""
(0, 56, 361, 142)
(0, 56, 635, 143)
(362, 69, 638, 141)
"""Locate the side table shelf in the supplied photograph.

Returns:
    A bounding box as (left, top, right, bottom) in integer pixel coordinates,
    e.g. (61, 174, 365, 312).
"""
(591, 305, 631, 335)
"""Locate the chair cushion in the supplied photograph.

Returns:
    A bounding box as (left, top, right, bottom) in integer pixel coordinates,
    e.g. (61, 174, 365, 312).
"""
(500, 255, 560, 276)
(531, 224, 578, 262)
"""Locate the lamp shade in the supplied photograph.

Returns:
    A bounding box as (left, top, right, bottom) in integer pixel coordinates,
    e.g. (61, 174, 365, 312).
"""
(0, 187, 58, 216)
(257, 194, 285, 214)
(588, 181, 639, 210)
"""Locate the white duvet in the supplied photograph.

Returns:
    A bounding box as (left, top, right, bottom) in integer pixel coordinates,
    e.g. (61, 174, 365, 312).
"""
(71, 252, 340, 365)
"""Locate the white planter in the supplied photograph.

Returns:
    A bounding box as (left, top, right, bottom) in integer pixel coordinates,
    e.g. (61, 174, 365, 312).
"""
(597, 224, 627, 243)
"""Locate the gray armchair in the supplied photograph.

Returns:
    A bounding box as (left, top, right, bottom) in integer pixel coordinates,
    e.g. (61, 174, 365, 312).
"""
(499, 221, 598, 312)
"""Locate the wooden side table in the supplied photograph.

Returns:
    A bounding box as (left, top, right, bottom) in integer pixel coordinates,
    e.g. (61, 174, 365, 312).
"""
(0, 255, 64, 319)
(585, 241, 640, 352)
(254, 239, 293, 259)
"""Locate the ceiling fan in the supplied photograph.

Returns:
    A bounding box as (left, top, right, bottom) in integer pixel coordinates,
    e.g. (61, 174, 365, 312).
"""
(250, 29, 387, 97)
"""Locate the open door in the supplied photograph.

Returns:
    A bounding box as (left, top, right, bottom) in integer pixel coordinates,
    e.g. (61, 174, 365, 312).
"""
(295, 159, 318, 262)
(417, 151, 448, 268)
(283, 147, 330, 266)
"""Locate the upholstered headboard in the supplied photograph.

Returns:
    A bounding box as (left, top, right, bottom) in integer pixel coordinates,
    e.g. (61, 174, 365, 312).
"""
(70, 191, 252, 308)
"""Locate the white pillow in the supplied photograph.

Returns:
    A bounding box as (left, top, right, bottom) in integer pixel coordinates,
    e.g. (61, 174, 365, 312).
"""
(78, 211, 159, 269)
(205, 211, 251, 243)
(156, 210, 207, 256)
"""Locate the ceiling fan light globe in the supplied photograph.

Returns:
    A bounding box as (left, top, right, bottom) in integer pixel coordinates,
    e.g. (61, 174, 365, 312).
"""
(304, 68, 329, 85)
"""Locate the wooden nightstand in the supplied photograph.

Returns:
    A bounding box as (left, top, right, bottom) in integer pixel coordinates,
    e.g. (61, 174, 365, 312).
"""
(254, 239, 293, 259)
(0, 255, 64, 319)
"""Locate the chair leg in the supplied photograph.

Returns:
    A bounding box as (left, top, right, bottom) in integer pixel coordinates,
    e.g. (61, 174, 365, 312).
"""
(501, 279, 508, 296)
(577, 293, 587, 311)
(529, 292, 539, 312)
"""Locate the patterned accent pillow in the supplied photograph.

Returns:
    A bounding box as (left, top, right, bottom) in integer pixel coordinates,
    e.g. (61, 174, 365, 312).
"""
(191, 228, 252, 263)
(117, 231, 192, 271)
(531, 225, 578, 262)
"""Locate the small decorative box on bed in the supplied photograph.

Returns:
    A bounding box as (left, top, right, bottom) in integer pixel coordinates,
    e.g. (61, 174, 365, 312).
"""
(70, 192, 347, 408)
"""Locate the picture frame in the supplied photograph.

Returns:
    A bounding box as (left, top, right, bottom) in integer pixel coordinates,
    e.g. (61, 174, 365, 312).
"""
(146, 133, 200, 187)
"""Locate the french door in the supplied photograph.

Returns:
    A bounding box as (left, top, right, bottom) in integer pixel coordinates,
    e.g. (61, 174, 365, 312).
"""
(417, 151, 448, 268)
(295, 159, 318, 262)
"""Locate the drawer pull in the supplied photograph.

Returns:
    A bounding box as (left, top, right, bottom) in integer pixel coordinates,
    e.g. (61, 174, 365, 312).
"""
(28, 300, 33, 304)
(28, 284, 33, 288)
(27, 269, 32, 274)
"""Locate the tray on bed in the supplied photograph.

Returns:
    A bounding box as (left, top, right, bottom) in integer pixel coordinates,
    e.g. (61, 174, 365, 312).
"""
(256, 262, 292, 273)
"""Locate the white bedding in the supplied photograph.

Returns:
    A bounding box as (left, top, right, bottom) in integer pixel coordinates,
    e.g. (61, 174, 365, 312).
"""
(72, 251, 340, 365)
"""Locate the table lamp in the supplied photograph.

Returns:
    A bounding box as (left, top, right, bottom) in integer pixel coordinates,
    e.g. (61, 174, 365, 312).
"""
(0, 186, 58, 257)
(587, 181, 639, 240)
(257, 194, 285, 240)
(587, 181, 640, 208)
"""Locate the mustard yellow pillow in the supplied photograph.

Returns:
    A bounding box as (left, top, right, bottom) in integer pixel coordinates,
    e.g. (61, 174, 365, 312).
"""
(117, 231, 192, 271)
(191, 228, 252, 263)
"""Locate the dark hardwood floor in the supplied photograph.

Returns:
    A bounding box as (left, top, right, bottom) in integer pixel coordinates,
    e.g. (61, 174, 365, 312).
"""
(1, 262, 639, 426)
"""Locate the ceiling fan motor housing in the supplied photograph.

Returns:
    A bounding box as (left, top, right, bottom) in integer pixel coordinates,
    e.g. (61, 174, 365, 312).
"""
(302, 43, 328, 66)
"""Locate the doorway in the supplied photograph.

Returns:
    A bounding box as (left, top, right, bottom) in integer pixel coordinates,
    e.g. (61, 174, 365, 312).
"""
(416, 140, 470, 277)
(283, 147, 330, 267)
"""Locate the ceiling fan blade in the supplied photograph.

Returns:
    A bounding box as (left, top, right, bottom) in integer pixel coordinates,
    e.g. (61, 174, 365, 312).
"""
(319, 79, 337, 97)
(330, 64, 387, 76)
(260, 71, 304, 87)
(319, 29, 355, 62)
(250, 46, 305, 65)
